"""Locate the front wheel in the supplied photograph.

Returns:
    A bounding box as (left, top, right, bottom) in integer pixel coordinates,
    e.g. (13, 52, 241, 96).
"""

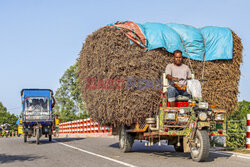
(119, 125, 134, 153)
(190, 130, 210, 162)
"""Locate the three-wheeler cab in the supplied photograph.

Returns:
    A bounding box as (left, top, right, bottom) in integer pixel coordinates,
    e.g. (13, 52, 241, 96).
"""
(21, 89, 55, 144)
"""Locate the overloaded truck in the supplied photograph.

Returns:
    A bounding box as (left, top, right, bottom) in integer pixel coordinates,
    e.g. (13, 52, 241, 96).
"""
(79, 21, 242, 162)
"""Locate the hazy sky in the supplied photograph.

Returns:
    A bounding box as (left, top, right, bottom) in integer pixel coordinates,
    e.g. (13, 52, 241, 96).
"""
(0, 0, 249, 115)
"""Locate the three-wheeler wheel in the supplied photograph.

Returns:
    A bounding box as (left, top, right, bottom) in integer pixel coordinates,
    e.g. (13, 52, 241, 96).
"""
(190, 130, 210, 162)
(36, 129, 40, 145)
(49, 134, 52, 142)
(119, 125, 134, 152)
(24, 134, 27, 143)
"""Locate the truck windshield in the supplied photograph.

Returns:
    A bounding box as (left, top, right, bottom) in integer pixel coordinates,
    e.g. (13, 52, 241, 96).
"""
(24, 97, 50, 119)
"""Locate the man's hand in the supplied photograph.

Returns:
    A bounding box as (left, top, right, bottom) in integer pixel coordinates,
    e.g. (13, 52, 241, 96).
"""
(172, 77, 179, 82)
(166, 74, 179, 82)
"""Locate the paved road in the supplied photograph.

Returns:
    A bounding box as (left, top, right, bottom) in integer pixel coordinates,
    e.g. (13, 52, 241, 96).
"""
(0, 137, 250, 167)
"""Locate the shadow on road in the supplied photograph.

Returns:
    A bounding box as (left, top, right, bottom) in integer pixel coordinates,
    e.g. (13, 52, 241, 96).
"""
(109, 142, 119, 148)
(0, 154, 43, 164)
(207, 152, 232, 162)
(109, 141, 232, 162)
(24, 137, 85, 145)
(53, 138, 85, 143)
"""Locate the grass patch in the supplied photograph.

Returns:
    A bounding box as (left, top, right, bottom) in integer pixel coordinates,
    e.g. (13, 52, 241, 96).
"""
(223, 148, 250, 154)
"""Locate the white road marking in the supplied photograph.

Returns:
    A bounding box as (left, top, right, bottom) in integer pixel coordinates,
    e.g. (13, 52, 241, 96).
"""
(56, 141, 138, 167)
(210, 151, 250, 160)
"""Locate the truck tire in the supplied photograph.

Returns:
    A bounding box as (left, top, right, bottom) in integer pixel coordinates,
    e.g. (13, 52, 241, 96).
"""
(119, 125, 134, 152)
(190, 130, 210, 162)
(36, 129, 40, 145)
(24, 135, 27, 143)
(49, 134, 52, 142)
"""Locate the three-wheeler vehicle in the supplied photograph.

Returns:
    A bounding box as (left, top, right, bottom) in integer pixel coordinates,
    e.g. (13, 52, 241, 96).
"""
(116, 72, 227, 162)
(21, 89, 55, 144)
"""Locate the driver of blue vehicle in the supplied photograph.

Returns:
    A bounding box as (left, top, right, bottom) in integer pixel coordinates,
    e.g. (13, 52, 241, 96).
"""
(165, 50, 192, 107)
(31, 99, 39, 109)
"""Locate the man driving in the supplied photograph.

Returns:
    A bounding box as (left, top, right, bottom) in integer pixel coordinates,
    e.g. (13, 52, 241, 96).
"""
(165, 50, 192, 107)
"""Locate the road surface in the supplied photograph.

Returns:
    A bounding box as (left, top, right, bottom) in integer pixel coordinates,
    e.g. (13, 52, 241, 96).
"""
(0, 137, 250, 167)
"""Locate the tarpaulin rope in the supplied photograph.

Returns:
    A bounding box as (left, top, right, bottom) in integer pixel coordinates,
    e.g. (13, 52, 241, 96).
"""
(201, 36, 207, 81)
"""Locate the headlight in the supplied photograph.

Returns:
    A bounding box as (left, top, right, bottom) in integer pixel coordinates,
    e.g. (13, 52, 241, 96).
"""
(198, 102, 208, 109)
(166, 113, 175, 120)
(198, 112, 207, 121)
(215, 114, 224, 120)
(208, 111, 212, 116)
(179, 109, 185, 115)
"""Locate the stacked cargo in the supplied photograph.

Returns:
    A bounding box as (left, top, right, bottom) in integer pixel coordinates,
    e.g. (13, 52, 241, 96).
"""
(79, 22, 243, 126)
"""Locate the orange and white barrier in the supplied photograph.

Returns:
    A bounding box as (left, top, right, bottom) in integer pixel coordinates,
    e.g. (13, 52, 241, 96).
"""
(59, 118, 112, 136)
(247, 114, 250, 149)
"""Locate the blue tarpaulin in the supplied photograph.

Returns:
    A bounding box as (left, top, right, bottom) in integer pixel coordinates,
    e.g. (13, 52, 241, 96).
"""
(139, 23, 232, 61)
(111, 22, 233, 61)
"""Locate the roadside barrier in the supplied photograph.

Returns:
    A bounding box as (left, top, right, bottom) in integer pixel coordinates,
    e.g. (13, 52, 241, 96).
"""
(247, 114, 250, 149)
(59, 118, 112, 136)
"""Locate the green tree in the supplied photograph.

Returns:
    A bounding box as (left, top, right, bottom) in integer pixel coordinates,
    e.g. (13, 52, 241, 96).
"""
(54, 62, 88, 122)
(228, 100, 250, 120)
(0, 101, 18, 131)
(226, 100, 250, 148)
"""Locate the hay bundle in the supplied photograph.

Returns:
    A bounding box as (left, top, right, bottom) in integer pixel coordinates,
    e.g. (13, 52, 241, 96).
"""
(78, 27, 242, 126)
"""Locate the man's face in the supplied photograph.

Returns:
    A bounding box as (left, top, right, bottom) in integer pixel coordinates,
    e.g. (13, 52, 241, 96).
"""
(174, 52, 182, 65)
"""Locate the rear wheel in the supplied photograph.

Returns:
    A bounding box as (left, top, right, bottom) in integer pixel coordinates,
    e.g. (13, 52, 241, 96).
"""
(24, 134, 27, 143)
(190, 130, 210, 162)
(36, 129, 40, 145)
(49, 134, 52, 142)
(119, 125, 134, 152)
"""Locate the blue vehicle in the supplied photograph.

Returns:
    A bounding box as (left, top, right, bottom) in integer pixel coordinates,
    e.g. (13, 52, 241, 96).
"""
(21, 89, 55, 144)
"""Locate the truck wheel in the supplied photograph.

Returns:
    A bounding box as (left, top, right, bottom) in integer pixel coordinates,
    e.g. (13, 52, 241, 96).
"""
(119, 125, 134, 152)
(24, 135, 27, 143)
(49, 134, 52, 142)
(36, 129, 40, 145)
(190, 130, 210, 162)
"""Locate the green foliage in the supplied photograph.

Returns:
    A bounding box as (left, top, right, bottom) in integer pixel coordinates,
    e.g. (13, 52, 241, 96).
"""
(226, 120, 246, 148)
(54, 62, 89, 122)
(0, 102, 18, 131)
(228, 100, 250, 120)
(226, 100, 250, 148)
